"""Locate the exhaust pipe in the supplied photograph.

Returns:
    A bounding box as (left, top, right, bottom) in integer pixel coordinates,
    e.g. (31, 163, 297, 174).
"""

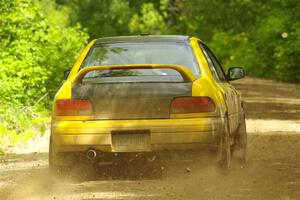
(86, 149, 97, 160)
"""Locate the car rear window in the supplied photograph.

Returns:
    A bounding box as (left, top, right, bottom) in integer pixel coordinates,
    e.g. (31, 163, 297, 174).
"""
(80, 42, 200, 83)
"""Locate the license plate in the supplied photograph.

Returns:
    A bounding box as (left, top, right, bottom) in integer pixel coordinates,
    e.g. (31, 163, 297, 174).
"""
(111, 130, 151, 152)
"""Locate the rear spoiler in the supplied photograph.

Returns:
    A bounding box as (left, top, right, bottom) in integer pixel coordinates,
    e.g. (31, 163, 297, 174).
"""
(72, 64, 197, 84)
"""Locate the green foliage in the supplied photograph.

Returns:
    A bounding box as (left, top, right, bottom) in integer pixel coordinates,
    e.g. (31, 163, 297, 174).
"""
(63, 0, 132, 38)
(180, 0, 300, 82)
(61, 0, 299, 82)
(0, 0, 88, 151)
(208, 32, 258, 74)
(129, 3, 167, 34)
(252, 7, 300, 81)
(0, 0, 88, 105)
(0, 102, 50, 153)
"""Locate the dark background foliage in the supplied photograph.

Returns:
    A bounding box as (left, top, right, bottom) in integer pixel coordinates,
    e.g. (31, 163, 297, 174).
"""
(60, 0, 300, 82)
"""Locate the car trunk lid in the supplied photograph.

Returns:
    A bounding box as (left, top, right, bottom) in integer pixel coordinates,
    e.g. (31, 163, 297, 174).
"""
(72, 82, 192, 119)
(71, 64, 196, 120)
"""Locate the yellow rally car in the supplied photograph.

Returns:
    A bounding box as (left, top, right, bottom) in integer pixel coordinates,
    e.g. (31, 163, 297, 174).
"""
(49, 35, 247, 170)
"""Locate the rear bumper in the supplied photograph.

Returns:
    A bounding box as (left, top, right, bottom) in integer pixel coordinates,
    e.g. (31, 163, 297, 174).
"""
(51, 117, 222, 153)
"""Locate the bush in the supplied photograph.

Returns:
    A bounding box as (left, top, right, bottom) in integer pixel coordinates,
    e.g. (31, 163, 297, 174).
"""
(0, 0, 88, 152)
(0, 102, 50, 154)
(0, 0, 89, 106)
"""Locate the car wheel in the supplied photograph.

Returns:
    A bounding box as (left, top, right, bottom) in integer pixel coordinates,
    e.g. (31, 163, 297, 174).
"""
(219, 117, 231, 169)
(232, 114, 247, 164)
(49, 137, 61, 173)
(49, 137, 72, 175)
(49, 136, 55, 168)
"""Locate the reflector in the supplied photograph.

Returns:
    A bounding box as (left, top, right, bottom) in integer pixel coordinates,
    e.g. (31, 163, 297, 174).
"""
(55, 99, 92, 116)
(171, 97, 215, 114)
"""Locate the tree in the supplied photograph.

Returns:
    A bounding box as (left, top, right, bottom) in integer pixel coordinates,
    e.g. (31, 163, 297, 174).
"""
(0, 0, 89, 105)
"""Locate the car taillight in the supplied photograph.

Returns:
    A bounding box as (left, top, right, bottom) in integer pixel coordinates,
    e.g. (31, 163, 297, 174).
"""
(55, 99, 93, 116)
(170, 97, 215, 114)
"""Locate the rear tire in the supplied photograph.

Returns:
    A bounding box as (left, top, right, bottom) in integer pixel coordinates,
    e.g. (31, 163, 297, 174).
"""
(49, 137, 73, 175)
(232, 114, 247, 164)
(219, 117, 231, 169)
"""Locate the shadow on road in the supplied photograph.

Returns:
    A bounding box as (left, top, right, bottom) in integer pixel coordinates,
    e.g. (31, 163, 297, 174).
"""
(233, 78, 300, 120)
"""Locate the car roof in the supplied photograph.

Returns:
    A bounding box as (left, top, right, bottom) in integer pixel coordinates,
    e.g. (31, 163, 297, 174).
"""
(94, 35, 190, 45)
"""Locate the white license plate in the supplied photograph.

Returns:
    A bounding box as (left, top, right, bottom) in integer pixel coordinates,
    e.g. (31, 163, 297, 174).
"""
(111, 130, 150, 152)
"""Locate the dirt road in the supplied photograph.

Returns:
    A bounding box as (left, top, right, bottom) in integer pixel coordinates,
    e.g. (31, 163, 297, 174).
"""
(0, 78, 299, 200)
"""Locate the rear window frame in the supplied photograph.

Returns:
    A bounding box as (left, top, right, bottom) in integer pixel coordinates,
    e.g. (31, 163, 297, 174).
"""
(79, 41, 201, 78)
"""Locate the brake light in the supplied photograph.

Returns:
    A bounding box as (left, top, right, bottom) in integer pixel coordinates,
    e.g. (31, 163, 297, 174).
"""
(55, 99, 93, 116)
(171, 97, 215, 114)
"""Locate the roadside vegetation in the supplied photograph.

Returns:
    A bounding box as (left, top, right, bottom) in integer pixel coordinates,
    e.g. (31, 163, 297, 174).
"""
(0, 0, 299, 153)
(0, 0, 88, 152)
